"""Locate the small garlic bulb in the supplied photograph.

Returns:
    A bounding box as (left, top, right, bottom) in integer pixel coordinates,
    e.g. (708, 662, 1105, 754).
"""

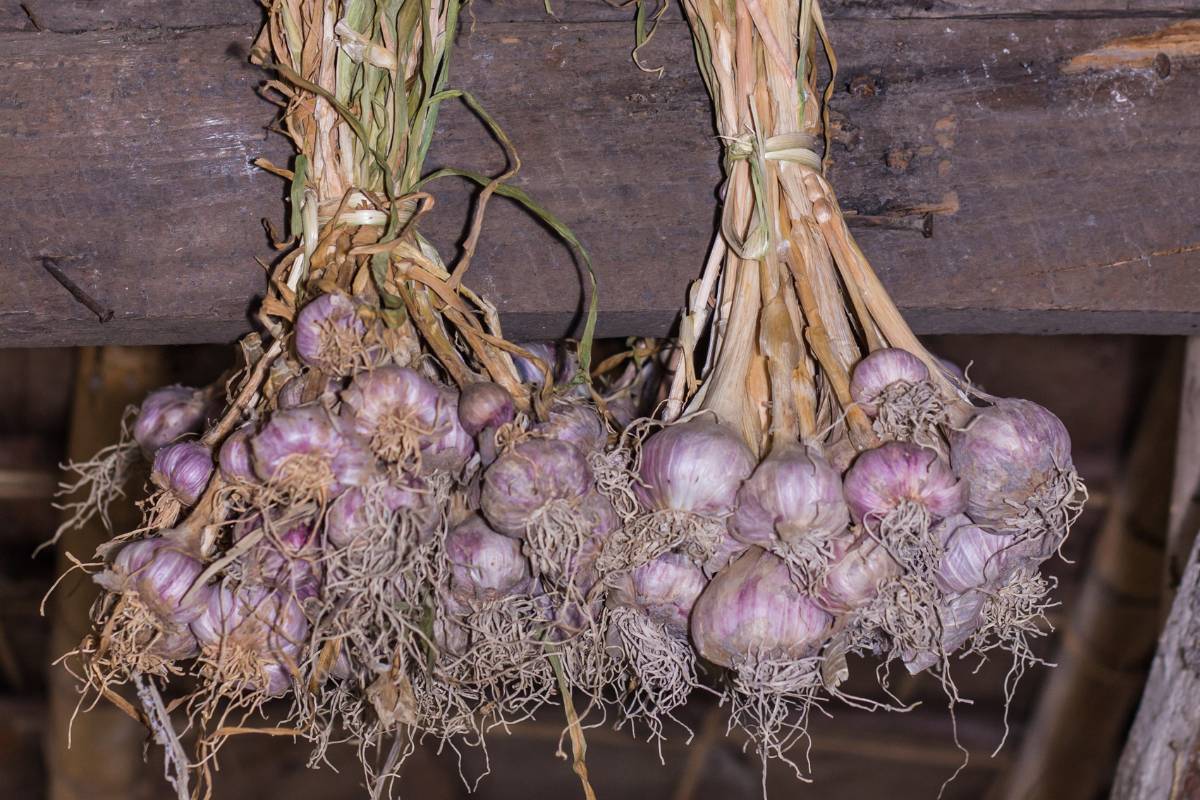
(608, 552, 707, 635)
(843, 441, 966, 525)
(294, 292, 369, 377)
(133, 386, 208, 459)
(151, 441, 213, 505)
(850, 348, 929, 417)
(445, 514, 532, 606)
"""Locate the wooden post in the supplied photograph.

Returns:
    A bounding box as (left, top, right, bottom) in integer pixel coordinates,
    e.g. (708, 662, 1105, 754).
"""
(998, 346, 1181, 800)
(1113, 337, 1200, 798)
(45, 347, 171, 800)
(1164, 338, 1200, 611)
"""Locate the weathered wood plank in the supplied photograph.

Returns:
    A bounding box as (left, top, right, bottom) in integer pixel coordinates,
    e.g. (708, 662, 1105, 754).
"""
(1112, 531, 1200, 798)
(1, 10, 1198, 346)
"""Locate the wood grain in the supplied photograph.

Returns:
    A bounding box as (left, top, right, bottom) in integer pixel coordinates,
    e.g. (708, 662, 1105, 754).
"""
(0, 4, 1198, 346)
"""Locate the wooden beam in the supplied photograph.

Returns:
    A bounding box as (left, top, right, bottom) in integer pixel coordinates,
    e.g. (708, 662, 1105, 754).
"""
(1, 2, 1198, 346)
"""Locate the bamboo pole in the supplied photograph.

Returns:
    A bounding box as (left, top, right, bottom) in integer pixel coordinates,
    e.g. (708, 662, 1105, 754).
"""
(45, 347, 171, 800)
(996, 347, 1181, 800)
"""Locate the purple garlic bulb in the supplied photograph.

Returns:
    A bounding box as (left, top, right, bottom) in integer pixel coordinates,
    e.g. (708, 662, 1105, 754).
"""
(950, 399, 1076, 527)
(935, 514, 1018, 595)
(251, 404, 372, 496)
(533, 402, 607, 453)
(151, 441, 213, 505)
(421, 388, 476, 474)
(690, 547, 832, 668)
(133, 386, 208, 458)
(458, 381, 515, 437)
(843, 441, 966, 525)
(818, 535, 899, 613)
(294, 293, 369, 377)
(634, 419, 756, 517)
(445, 514, 532, 606)
(481, 439, 592, 537)
(340, 366, 474, 472)
(218, 424, 257, 484)
(191, 584, 309, 697)
(324, 476, 437, 549)
(730, 444, 850, 550)
(903, 590, 988, 674)
(850, 348, 930, 417)
(107, 537, 211, 626)
(513, 341, 579, 388)
(235, 514, 322, 602)
(608, 552, 707, 635)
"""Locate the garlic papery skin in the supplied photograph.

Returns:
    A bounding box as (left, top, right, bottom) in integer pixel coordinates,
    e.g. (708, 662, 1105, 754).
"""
(935, 514, 1018, 595)
(324, 476, 436, 549)
(277, 373, 342, 409)
(950, 398, 1082, 534)
(843, 441, 966, 525)
(480, 439, 592, 538)
(251, 404, 372, 497)
(730, 444, 850, 589)
(608, 552, 707, 636)
(151, 441, 214, 506)
(634, 419, 755, 517)
(294, 292, 369, 377)
(690, 547, 832, 668)
(850, 348, 930, 417)
(445, 514, 532, 606)
(533, 402, 607, 454)
(458, 381, 515, 437)
(218, 424, 258, 484)
(818, 534, 900, 614)
(133, 385, 208, 459)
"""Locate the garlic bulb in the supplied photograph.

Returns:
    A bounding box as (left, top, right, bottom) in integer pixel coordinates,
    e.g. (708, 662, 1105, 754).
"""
(935, 514, 1018, 595)
(608, 552, 707, 635)
(457, 381, 515, 437)
(218, 424, 258, 484)
(634, 419, 755, 517)
(251, 404, 373, 496)
(445, 514, 532, 606)
(843, 441, 966, 525)
(690, 548, 832, 668)
(133, 386, 208, 459)
(235, 514, 322, 602)
(294, 292, 369, 377)
(107, 537, 211, 626)
(151, 441, 213, 505)
(190, 584, 309, 697)
(950, 398, 1078, 529)
(730, 444, 850, 588)
(850, 348, 929, 417)
(533, 402, 607, 454)
(818, 534, 899, 614)
(480, 439, 592, 538)
(324, 475, 436, 549)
